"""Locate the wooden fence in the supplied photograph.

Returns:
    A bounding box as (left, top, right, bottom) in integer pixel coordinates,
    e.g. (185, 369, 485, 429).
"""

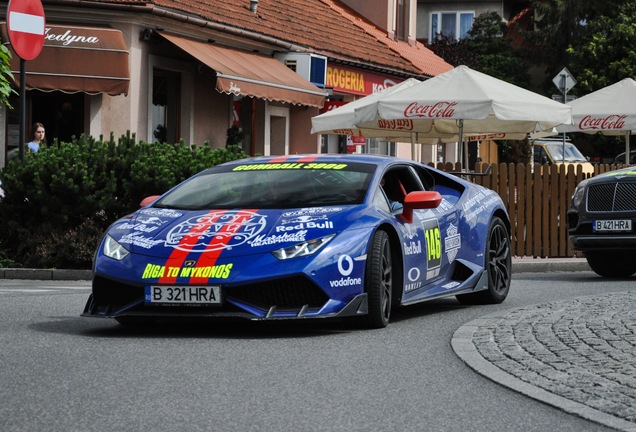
(430, 162, 630, 258)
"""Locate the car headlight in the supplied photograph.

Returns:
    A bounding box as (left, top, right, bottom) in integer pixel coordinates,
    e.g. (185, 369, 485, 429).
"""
(571, 184, 587, 208)
(272, 234, 335, 260)
(103, 235, 129, 260)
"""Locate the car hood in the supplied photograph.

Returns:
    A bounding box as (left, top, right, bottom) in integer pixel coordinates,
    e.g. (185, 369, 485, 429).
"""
(591, 166, 636, 182)
(108, 206, 354, 258)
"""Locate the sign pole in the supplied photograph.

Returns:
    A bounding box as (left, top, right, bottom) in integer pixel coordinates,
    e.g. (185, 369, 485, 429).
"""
(553, 67, 577, 164)
(561, 74, 567, 163)
(19, 58, 25, 161)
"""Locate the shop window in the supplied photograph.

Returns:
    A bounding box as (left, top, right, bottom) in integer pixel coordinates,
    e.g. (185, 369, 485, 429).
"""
(367, 138, 395, 156)
(233, 95, 253, 154)
(152, 69, 181, 143)
(430, 11, 474, 40)
(6, 90, 84, 153)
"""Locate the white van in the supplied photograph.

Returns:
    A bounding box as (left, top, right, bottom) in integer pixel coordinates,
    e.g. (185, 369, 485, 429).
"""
(531, 138, 595, 175)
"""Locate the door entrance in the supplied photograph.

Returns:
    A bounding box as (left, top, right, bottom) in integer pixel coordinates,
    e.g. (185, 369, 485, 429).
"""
(265, 105, 289, 156)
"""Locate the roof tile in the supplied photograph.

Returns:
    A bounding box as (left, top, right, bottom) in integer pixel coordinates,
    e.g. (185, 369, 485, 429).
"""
(75, 0, 452, 77)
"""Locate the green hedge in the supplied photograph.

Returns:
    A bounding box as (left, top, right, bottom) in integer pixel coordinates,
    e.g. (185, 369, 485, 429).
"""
(0, 133, 248, 269)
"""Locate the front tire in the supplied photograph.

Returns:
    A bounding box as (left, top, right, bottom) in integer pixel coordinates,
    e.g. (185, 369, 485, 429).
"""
(585, 252, 636, 278)
(364, 230, 393, 328)
(457, 217, 511, 305)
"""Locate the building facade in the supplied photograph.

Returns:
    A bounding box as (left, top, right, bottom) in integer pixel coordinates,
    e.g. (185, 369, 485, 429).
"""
(416, 0, 530, 44)
(0, 0, 456, 167)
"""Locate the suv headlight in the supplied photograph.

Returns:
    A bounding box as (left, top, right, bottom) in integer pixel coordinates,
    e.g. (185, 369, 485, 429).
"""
(571, 184, 586, 208)
(272, 234, 335, 260)
(103, 235, 129, 260)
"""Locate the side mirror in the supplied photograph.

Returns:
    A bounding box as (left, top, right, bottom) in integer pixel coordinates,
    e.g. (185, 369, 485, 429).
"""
(140, 195, 161, 207)
(400, 191, 442, 223)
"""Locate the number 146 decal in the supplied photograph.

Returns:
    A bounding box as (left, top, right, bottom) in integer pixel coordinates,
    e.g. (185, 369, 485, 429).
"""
(421, 219, 441, 271)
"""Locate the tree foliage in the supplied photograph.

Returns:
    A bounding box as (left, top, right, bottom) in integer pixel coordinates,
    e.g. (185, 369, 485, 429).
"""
(565, 2, 636, 93)
(425, 34, 473, 70)
(525, 0, 636, 160)
(427, 11, 530, 87)
(0, 44, 16, 108)
(527, 0, 633, 93)
(498, 139, 531, 164)
(466, 11, 530, 88)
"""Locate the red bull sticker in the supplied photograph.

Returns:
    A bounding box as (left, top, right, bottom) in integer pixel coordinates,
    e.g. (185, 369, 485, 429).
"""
(403, 240, 422, 255)
(275, 221, 334, 232)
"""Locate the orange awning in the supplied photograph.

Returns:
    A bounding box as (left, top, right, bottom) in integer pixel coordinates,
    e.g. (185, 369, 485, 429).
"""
(159, 32, 326, 108)
(1, 23, 129, 96)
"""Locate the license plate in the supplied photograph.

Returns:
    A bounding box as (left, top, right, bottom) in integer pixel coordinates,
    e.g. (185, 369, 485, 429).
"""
(593, 219, 632, 232)
(144, 285, 222, 305)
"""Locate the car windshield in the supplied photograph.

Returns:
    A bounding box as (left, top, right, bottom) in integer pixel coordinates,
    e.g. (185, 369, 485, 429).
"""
(545, 143, 587, 162)
(153, 162, 375, 210)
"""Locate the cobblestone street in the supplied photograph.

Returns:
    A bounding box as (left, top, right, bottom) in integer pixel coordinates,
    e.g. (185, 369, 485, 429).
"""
(453, 291, 636, 432)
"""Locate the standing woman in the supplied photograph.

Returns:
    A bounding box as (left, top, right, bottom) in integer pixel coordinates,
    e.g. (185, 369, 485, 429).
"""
(27, 122, 45, 153)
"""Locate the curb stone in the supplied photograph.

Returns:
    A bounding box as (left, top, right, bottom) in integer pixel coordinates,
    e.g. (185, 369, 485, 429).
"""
(0, 268, 92, 280)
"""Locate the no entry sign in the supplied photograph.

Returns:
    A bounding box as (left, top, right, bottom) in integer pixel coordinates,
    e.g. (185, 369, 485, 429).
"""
(7, 0, 45, 61)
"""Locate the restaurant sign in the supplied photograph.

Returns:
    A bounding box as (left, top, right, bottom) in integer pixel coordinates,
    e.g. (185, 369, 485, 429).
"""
(326, 64, 403, 96)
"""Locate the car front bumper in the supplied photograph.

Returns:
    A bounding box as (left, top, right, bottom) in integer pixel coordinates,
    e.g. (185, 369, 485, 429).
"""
(569, 234, 636, 251)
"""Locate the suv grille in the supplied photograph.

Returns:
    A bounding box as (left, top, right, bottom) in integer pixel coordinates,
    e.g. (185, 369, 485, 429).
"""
(587, 182, 636, 212)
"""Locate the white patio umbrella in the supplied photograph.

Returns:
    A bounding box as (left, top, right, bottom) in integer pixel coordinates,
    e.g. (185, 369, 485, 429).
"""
(311, 74, 525, 159)
(557, 78, 636, 164)
(354, 65, 572, 168)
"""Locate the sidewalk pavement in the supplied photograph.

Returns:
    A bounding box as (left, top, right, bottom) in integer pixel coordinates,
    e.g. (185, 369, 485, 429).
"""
(452, 257, 636, 431)
(9, 257, 636, 430)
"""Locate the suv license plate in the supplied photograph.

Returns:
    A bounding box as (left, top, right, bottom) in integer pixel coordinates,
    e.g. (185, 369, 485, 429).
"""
(593, 219, 632, 232)
(145, 285, 221, 305)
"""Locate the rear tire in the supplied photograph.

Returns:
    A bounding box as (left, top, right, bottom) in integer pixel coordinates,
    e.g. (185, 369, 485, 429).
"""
(364, 230, 393, 329)
(457, 217, 511, 305)
(585, 252, 636, 278)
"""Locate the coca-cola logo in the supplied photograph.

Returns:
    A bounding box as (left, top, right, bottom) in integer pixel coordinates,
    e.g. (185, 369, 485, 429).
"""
(403, 101, 457, 119)
(579, 114, 627, 130)
(376, 119, 413, 131)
